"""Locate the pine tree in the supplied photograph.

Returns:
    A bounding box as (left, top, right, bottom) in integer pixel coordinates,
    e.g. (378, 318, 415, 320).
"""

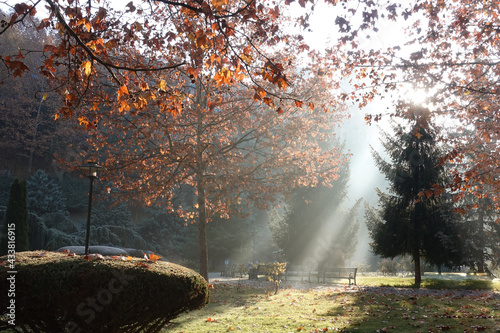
(26, 170, 66, 216)
(1, 178, 29, 255)
(366, 105, 461, 285)
(456, 191, 500, 273)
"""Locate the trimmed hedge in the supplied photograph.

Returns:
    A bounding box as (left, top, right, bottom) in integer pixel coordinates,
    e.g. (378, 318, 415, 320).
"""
(0, 251, 209, 332)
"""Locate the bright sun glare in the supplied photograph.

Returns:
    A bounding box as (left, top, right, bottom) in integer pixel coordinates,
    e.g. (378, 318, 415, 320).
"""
(408, 88, 429, 105)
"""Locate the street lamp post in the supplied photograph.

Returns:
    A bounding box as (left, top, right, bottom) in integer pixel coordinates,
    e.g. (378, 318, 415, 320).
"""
(80, 162, 102, 255)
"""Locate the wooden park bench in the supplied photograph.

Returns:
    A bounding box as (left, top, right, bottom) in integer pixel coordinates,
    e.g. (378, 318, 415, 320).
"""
(318, 267, 357, 285)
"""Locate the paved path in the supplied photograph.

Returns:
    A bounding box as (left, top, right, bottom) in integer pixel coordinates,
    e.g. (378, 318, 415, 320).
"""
(207, 272, 500, 298)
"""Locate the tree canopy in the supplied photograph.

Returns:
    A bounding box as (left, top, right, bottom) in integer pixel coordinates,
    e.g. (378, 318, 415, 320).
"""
(331, 0, 500, 203)
(1, 0, 323, 120)
(3, 0, 499, 202)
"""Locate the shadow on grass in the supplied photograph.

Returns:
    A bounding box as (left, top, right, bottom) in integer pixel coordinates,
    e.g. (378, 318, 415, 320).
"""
(320, 284, 499, 332)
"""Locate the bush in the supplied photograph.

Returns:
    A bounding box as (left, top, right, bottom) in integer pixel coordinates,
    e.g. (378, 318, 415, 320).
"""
(0, 178, 29, 255)
(0, 251, 209, 332)
(378, 258, 398, 276)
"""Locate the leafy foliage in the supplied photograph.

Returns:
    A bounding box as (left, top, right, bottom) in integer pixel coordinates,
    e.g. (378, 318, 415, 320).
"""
(332, 1, 500, 202)
(0, 251, 209, 333)
(265, 262, 287, 294)
(0, 0, 320, 121)
(87, 64, 344, 279)
(0, 1, 347, 281)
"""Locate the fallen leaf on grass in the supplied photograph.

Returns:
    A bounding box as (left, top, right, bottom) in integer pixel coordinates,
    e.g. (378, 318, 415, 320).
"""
(84, 253, 103, 260)
(205, 317, 218, 322)
(143, 252, 162, 262)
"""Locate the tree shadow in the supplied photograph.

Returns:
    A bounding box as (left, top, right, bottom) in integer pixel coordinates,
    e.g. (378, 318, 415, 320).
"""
(319, 285, 499, 332)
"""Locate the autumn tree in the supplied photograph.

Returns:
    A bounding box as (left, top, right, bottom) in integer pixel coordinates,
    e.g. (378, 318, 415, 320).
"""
(79, 58, 344, 279)
(0, 1, 322, 124)
(328, 1, 500, 203)
(366, 105, 462, 285)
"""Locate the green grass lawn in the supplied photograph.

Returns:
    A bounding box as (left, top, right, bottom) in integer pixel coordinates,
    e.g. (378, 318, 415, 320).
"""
(163, 274, 500, 333)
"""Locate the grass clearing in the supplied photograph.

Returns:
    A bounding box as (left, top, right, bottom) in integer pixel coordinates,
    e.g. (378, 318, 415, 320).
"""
(163, 275, 500, 333)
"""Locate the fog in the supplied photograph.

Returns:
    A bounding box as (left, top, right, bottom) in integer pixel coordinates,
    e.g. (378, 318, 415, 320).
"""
(338, 98, 393, 268)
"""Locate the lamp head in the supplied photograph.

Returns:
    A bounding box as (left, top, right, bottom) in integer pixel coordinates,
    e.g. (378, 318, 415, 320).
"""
(80, 162, 103, 179)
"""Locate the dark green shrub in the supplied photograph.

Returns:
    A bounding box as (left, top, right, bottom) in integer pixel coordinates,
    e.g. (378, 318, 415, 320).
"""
(0, 251, 210, 332)
(0, 178, 29, 255)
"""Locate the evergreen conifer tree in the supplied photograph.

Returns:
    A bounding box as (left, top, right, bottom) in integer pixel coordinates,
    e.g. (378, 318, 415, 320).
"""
(26, 170, 66, 216)
(366, 105, 462, 285)
(0, 178, 29, 255)
(456, 191, 500, 273)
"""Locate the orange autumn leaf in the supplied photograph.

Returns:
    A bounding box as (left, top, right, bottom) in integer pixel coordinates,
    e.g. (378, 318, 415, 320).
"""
(148, 252, 162, 262)
(262, 97, 273, 107)
(117, 85, 129, 100)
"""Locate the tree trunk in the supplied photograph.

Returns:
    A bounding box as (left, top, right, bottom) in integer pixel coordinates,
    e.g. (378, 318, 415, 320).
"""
(413, 248, 421, 286)
(197, 180, 209, 281)
(28, 80, 44, 175)
(477, 207, 485, 273)
(195, 79, 209, 281)
(413, 203, 422, 287)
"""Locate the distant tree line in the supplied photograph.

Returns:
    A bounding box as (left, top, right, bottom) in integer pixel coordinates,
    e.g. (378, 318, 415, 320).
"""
(0, 170, 280, 269)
